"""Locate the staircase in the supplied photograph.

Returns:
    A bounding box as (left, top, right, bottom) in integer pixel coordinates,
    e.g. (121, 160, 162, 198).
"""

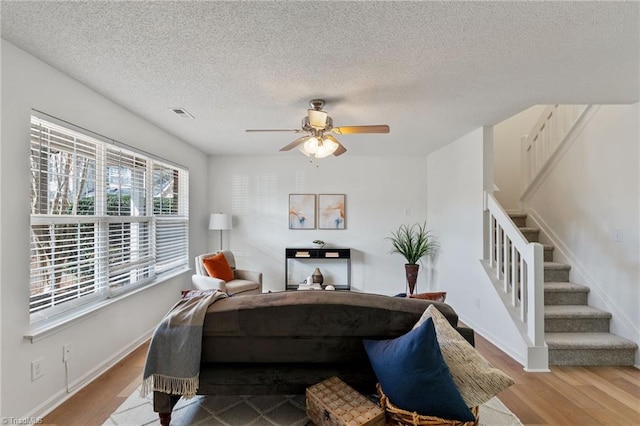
(509, 212, 638, 366)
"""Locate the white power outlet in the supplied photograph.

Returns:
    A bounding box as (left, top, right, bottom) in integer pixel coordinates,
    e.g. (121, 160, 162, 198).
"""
(63, 344, 72, 362)
(613, 229, 624, 242)
(31, 358, 44, 381)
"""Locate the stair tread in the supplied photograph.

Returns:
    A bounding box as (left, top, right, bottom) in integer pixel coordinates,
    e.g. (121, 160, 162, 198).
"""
(544, 282, 590, 293)
(545, 305, 611, 318)
(546, 332, 638, 350)
(544, 262, 571, 270)
(519, 227, 540, 232)
(508, 212, 527, 218)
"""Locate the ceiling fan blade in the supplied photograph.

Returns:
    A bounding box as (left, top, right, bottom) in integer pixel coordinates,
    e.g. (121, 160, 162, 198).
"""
(332, 125, 390, 134)
(246, 129, 304, 133)
(279, 135, 310, 151)
(333, 142, 347, 157)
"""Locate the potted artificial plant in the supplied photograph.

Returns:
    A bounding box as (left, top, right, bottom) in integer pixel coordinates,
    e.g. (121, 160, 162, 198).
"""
(387, 222, 438, 295)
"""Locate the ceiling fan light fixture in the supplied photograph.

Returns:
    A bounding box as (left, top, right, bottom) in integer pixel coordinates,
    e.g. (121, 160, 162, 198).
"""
(314, 136, 339, 158)
(323, 134, 340, 145)
(308, 109, 328, 129)
(246, 99, 389, 159)
(297, 145, 311, 157)
(301, 136, 320, 155)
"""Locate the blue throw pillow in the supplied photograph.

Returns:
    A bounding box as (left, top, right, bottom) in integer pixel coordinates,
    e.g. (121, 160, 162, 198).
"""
(363, 318, 474, 421)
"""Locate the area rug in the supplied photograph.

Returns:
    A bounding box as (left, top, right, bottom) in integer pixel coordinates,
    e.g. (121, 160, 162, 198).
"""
(104, 387, 522, 426)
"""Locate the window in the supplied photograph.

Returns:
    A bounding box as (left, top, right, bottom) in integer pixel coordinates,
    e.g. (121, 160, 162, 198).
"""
(29, 113, 189, 321)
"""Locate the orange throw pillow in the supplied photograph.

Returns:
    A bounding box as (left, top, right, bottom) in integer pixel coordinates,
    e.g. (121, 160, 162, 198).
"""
(202, 252, 234, 282)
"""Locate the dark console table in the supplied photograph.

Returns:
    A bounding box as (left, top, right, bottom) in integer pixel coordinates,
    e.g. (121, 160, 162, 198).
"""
(285, 248, 351, 291)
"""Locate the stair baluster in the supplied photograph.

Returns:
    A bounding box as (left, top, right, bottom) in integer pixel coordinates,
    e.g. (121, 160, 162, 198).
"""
(483, 191, 548, 371)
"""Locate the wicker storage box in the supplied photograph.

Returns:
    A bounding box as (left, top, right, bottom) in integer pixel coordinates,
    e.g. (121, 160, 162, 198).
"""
(377, 384, 479, 426)
(306, 377, 385, 426)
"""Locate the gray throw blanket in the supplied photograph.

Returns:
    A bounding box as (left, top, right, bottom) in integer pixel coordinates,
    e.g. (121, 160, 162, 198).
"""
(141, 289, 227, 398)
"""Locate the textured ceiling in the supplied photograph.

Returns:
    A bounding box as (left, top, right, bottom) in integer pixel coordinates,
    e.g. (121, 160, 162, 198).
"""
(2, 1, 638, 156)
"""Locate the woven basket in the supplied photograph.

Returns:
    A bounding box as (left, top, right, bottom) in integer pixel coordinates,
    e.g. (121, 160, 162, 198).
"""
(376, 384, 479, 426)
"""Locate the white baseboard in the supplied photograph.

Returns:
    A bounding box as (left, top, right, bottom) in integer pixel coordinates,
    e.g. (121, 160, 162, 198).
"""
(458, 311, 527, 368)
(458, 263, 528, 370)
(25, 328, 154, 419)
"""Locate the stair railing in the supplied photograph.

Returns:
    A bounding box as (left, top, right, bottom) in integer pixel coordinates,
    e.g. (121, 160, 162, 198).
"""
(484, 191, 548, 371)
(521, 104, 588, 195)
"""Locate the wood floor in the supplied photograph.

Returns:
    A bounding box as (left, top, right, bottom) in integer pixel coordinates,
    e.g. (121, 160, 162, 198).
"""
(42, 334, 640, 426)
(41, 341, 150, 426)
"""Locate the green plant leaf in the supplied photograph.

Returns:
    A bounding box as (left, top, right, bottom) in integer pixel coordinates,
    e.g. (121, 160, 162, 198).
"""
(386, 222, 439, 264)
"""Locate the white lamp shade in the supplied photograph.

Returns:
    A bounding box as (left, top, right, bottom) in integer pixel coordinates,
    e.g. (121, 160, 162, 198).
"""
(297, 144, 312, 157)
(209, 213, 232, 230)
(303, 136, 319, 154)
(315, 136, 339, 158)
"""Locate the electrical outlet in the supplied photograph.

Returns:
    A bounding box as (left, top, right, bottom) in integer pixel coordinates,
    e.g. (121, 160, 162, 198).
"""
(475, 297, 481, 310)
(63, 344, 72, 362)
(31, 358, 44, 381)
(613, 229, 624, 242)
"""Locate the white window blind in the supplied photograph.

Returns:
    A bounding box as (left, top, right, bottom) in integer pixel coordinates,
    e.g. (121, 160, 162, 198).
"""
(153, 162, 189, 275)
(29, 113, 189, 319)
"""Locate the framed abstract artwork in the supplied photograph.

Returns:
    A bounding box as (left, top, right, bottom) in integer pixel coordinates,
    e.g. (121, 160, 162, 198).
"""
(318, 194, 346, 229)
(289, 194, 316, 229)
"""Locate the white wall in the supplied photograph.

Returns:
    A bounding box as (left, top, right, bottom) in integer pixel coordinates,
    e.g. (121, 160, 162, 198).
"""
(427, 127, 528, 364)
(0, 41, 4, 416)
(0, 41, 210, 417)
(207, 155, 430, 295)
(524, 104, 640, 364)
(493, 105, 546, 210)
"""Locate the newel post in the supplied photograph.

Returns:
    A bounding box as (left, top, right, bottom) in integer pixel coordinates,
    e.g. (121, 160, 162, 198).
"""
(525, 242, 549, 372)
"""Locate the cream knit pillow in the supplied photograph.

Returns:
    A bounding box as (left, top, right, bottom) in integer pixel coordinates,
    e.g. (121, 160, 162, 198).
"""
(413, 304, 515, 407)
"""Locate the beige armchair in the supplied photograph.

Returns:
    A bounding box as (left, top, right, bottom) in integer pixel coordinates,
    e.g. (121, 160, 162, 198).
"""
(192, 250, 262, 296)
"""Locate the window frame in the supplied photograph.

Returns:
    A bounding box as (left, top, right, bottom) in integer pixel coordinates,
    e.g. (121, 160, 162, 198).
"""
(29, 111, 189, 324)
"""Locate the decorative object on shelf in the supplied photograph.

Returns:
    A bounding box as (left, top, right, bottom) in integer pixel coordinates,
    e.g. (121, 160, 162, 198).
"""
(318, 194, 346, 229)
(312, 239, 325, 248)
(325, 284, 336, 291)
(289, 194, 316, 229)
(285, 247, 351, 291)
(387, 222, 439, 296)
(312, 267, 324, 285)
(209, 213, 232, 250)
(299, 282, 322, 290)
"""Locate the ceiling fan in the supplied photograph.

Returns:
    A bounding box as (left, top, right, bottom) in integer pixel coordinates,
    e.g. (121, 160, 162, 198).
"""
(246, 99, 390, 158)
